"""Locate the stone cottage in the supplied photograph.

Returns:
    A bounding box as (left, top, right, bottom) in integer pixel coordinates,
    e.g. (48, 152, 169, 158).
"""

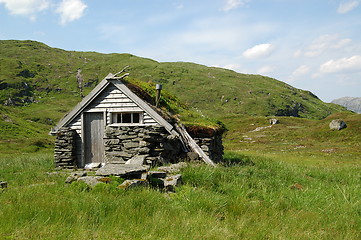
(50, 72, 223, 169)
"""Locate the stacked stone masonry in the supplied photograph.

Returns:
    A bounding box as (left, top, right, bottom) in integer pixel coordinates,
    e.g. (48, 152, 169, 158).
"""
(104, 125, 183, 166)
(54, 125, 224, 169)
(54, 128, 77, 169)
(193, 134, 224, 163)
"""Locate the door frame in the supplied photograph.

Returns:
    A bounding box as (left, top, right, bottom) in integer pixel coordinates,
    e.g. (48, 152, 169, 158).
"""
(81, 111, 106, 167)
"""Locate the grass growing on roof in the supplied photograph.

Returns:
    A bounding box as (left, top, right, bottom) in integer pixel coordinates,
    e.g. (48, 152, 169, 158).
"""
(124, 77, 225, 130)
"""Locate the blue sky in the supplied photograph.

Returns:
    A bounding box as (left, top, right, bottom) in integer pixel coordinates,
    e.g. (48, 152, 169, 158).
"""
(1, 0, 361, 102)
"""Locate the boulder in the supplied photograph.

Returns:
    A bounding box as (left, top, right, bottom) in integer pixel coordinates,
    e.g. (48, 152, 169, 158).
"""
(117, 179, 149, 189)
(162, 174, 182, 192)
(157, 162, 187, 173)
(77, 176, 103, 188)
(125, 155, 146, 165)
(65, 171, 87, 183)
(269, 118, 279, 125)
(187, 151, 199, 161)
(96, 163, 148, 178)
(329, 119, 347, 130)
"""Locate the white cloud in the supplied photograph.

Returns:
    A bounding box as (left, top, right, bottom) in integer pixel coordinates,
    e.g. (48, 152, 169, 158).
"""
(337, 1, 359, 14)
(305, 34, 336, 57)
(304, 34, 352, 57)
(292, 65, 310, 77)
(311, 72, 322, 79)
(288, 65, 310, 82)
(0, 0, 49, 20)
(333, 38, 352, 48)
(56, 0, 87, 25)
(257, 65, 275, 75)
(294, 50, 302, 58)
(320, 55, 361, 73)
(243, 43, 274, 59)
(133, 15, 278, 64)
(222, 0, 249, 11)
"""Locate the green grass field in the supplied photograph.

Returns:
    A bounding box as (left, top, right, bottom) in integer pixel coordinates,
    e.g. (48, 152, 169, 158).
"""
(0, 151, 360, 239)
(1, 101, 360, 240)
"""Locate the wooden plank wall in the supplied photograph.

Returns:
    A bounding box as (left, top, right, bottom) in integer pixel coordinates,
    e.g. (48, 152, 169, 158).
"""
(68, 84, 158, 133)
(66, 83, 158, 164)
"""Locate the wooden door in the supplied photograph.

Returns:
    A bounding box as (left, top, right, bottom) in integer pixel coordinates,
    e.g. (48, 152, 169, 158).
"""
(84, 112, 104, 165)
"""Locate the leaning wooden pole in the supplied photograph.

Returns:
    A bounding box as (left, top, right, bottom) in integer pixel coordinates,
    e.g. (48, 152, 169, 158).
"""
(175, 124, 216, 167)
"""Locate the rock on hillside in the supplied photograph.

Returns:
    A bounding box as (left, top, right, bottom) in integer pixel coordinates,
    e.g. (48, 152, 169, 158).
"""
(332, 97, 361, 113)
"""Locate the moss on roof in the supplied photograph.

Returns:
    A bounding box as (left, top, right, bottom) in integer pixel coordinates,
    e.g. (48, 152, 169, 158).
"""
(123, 77, 226, 134)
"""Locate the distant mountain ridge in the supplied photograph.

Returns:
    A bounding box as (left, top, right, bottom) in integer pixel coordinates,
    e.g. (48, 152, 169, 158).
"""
(332, 97, 361, 113)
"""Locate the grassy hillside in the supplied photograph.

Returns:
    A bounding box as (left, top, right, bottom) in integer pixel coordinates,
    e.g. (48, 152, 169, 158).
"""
(0, 40, 349, 152)
(0, 40, 346, 120)
(224, 112, 361, 165)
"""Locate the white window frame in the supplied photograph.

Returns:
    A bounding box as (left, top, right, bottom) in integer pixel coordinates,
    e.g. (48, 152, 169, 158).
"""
(110, 112, 144, 125)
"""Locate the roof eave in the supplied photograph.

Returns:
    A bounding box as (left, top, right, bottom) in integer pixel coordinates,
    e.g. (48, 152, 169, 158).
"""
(51, 73, 114, 133)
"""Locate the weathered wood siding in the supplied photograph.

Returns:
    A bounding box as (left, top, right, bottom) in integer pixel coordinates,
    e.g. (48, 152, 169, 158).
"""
(64, 83, 158, 166)
(68, 115, 81, 134)
(67, 84, 158, 135)
(86, 84, 157, 124)
(86, 84, 141, 112)
(84, 112, 104, 164)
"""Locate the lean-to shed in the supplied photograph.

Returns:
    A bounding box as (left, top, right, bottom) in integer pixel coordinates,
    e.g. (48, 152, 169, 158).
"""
(51, 72, 223, 169)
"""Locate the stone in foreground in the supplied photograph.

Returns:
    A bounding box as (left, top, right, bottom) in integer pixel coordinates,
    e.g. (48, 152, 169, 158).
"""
(65, 171, 87, 183)
(118, 179, 149, 189)
(77, 176, 103, 188)
(157, 162, 187, 173)
(125, 155, 146, 165)
(162, 174, 182, 192)
(96, 163, 148, 178)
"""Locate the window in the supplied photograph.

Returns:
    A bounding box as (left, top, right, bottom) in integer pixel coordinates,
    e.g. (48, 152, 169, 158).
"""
(113, 112, 143, 124)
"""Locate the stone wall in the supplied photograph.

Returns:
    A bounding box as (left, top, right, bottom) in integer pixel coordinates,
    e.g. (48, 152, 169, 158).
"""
(193, 134, 224, 163)
(54, 125, 224, 169)
(54, 128, 77, 169)
(104, 125, 183, 166)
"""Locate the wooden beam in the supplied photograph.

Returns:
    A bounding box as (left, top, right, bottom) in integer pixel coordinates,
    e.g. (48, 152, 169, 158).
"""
(175, 124, 216, 167)
(112, 66, 130, 77)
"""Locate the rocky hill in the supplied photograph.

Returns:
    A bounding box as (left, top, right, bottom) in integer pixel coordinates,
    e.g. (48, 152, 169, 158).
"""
(331, 97, 361, 113)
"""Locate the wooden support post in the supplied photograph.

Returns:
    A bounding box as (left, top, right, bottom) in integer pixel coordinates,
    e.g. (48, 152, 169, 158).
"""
(175, 124, 216, 167)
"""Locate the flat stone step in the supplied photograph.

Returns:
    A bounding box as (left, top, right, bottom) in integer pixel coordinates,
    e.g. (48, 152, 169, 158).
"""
(95, 163, 149, 177)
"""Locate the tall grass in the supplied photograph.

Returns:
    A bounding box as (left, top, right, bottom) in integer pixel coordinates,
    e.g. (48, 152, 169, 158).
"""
(0, 152, 360, 239)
